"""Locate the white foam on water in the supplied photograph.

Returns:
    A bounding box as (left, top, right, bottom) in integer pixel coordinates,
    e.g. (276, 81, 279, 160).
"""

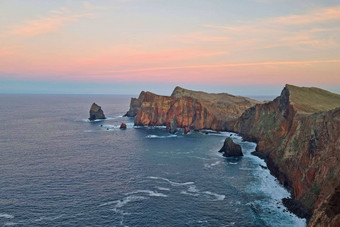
(203, 191, 225, 201)
(0, 214, 14, 219)
(147, 176, 194, 186)
(188, 185, 199, 193)
(145, 134, 178, 139)
(134, 126, 167, 129)
(239, 139, 307, 226)
(188, 156, 213, 161)
(114, 195, 147, 209)
(155, 186, 170, 191)
(99, 200, 120, 207)
(82, 116, 117, 123)
(204, 161, 221, 168)
(125, 190, 168, 197)
(228, 162, 238, 165)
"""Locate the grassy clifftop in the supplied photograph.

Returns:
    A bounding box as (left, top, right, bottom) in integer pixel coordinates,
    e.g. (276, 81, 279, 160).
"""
(286, 84, 340, 113)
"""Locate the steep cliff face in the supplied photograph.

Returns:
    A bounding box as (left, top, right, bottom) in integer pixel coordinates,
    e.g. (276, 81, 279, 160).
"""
(234, 85, 340, 226)
(125, 86, 260, 132)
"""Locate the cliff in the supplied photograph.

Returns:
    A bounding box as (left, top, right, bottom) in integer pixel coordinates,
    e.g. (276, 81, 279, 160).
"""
(234, 84, 340, 226)
(125, 86, 260, 132)
(89, 103, 106, 120)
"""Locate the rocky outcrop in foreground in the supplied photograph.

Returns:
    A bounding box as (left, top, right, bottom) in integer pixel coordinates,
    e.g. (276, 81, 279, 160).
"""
(218, 137, 243, 157)
(234, 85, 340, 226)
(89, 103, 106, 121)
(124, 86, 260, 132)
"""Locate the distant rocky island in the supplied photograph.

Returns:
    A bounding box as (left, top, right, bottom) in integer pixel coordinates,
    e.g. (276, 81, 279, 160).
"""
(89, 103, 106, 121)
(124, 85, 340, 227)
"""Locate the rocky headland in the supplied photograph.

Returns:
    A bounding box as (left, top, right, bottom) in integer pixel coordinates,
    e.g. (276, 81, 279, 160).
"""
(234, 85, 340, 226)
(124, 86, 260, 133)
(125, 85, 340, 226)
(89, 103, 106, 121)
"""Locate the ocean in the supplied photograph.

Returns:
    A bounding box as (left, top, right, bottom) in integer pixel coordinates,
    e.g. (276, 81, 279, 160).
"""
(0, 94, 306, 226)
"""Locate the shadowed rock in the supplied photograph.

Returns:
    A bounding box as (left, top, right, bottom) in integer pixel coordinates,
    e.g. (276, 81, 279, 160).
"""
(89, 103, 106, 121)
(218, 138, 243, 157)
(120, 123, 127, 129)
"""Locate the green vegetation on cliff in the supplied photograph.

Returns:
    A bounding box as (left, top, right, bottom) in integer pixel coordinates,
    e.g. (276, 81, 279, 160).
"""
(286, 84, 340, 113)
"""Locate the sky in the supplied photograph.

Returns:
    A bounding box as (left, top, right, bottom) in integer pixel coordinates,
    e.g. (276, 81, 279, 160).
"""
(0, 0, 339, 96)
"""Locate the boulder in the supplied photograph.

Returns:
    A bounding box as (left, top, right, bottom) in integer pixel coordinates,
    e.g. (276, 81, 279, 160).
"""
(120, 123, 127, 129)
(218, 137, 243, 157)
(89, 103, 106, 121)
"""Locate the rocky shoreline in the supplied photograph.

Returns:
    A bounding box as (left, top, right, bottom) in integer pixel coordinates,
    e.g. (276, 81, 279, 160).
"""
(124, 85, 340, 226)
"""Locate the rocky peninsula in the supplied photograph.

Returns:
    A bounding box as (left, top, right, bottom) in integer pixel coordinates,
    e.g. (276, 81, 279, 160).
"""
(234, 85, 340, 226)
(125, 85, 340, 226)
(124, 86, 260, 133)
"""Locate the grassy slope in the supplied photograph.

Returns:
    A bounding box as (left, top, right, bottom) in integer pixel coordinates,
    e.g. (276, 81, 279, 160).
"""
(286, 84, 340, 113)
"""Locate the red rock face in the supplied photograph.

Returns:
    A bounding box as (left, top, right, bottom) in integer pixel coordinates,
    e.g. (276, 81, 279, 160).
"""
(234, 85, 340, 226)
(127, 87, 260, 132)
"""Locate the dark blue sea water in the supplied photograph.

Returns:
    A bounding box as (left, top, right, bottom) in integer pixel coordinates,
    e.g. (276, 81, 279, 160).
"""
(0, 95, 306, 226)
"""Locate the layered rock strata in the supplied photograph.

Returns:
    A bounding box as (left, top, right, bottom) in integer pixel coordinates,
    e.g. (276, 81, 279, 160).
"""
(234, 85, 340, 226)
(125, 86, 260, 132)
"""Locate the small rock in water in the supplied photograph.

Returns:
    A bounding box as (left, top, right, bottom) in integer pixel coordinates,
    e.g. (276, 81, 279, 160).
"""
(218, 138, 243, 157)
(89, 103, 106, 121)
(120, 123, 127, 129)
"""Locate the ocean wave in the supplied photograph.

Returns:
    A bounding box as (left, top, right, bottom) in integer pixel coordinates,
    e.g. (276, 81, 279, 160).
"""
(133, 126, 167, 129)
(102, 195, 147, 210)
(203, 191, 225, 201)
(155, 186, 170, 191)
(188, 185, 199, 193)
(228, 162, 238, 165)
(204, 161, 221, 168)
(146, 176, 194, 186)
(145, 134, 178, 139)
(0, 213, 14, 219)
(125, 190, 168, 197)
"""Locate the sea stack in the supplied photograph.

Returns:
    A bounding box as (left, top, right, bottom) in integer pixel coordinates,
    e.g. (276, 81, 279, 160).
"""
(89, 103, 106, 121)
(120, 123, 127, 129)
(218, 138, 243, 157)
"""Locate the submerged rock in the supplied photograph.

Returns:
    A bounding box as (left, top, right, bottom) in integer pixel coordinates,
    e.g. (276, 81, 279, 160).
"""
(89, 103, 106, 121)
(218, 138, 243, 157)
(120, 123, 127, 129)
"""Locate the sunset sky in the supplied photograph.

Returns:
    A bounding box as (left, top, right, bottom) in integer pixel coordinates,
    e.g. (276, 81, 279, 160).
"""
(1, 0, 339, 95)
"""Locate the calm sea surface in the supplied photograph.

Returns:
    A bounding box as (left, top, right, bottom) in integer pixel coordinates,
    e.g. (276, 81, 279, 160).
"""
(0, 95, 305, 226)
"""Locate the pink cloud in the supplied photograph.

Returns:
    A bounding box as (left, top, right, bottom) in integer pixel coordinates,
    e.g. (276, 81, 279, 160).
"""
(4, 8, 94, 37)
(272, 6, 340, 25)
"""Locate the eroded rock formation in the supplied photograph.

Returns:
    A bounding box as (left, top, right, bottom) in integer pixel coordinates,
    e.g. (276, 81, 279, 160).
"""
(218, 137, 243, 157)
(124, 86, 260, 132)
(234, 84, 340, 226)
(89, 103, 106, 121)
